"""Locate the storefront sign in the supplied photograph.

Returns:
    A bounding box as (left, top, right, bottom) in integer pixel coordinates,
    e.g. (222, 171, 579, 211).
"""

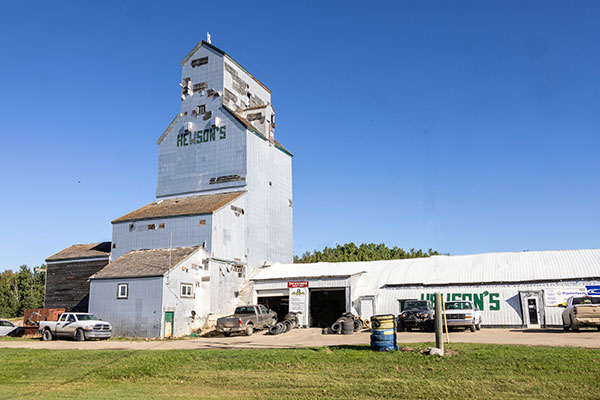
(544, 288, 587, 307)
(420, 291, 501, 311)
(288, 281, 308, 288)
(586, 286, 600, 296)
(289, 287, 308, 326)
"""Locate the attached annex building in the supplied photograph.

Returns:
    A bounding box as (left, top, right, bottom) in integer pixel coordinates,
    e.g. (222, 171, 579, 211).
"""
(250, 249, 600, 329)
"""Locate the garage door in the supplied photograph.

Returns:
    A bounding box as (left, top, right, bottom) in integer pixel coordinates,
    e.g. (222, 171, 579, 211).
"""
(309, 288, 346, 328)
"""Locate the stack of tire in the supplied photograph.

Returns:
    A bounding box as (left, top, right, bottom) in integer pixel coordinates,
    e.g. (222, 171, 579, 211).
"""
(370, 314, 398, 352)
(324, 313, 364, 335)
(268, 313, 298, 335)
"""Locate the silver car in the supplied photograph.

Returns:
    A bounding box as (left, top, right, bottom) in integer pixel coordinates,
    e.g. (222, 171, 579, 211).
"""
(0, 320, 24, 337)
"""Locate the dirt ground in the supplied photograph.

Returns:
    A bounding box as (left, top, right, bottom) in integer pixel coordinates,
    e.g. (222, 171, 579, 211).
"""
(1, 327, 599, 350)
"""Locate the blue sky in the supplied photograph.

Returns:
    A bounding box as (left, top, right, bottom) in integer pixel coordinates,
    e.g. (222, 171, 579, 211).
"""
(1, 1, 599, 270)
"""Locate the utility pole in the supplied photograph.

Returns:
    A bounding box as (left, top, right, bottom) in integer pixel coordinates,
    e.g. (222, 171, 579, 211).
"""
(434, 292, 444, 355)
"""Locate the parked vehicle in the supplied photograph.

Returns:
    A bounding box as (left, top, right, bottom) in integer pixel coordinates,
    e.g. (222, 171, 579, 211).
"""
(0, 320, 24, 337)
(561, 296, 600, 331)
(216, 305, 277, 336)
(38, 312, 112, 341)
(444, 301, 482, 332)
(397, 300, 434, 331)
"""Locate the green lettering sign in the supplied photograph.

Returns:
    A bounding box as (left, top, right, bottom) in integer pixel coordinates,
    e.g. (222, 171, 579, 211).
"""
(419, 291, 501, 311)
(176, 125, 227, 147)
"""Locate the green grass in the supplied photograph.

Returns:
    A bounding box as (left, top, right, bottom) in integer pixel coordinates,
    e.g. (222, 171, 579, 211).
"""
(0, 344, 598, 399)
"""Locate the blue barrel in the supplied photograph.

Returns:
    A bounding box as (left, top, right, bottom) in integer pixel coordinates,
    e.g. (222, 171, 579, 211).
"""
(370, 315, 398, 352)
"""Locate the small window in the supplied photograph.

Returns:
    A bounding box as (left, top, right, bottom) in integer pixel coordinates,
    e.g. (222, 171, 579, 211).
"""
(68, 314, 76, 323)
(148, 224, 156, 230)
(59, 314, 67, 322)
(193, 83, 207, 92)
(112, 243, 117, 249)
(158, 223, 165, 229)
(181, 283, 193, 298)
(117, 283, 128, 299)
(191, 57, 208, 67)
(196, 104, 206, 114)
(199, 219, 206, 225)
(129, 223, 135, 232)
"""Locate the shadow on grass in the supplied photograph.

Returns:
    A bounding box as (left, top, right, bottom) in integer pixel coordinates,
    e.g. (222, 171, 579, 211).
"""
(325, 344, 424, 352)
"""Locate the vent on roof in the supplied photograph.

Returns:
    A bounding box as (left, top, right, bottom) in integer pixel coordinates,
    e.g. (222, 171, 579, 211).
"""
(209, 175, 245, 184)
(231, 206, 245, 216)
(191, 57, 208, 67)
(193, 82, 207, 92)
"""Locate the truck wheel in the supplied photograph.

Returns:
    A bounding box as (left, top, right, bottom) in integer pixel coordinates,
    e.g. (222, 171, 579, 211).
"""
(245, 324, 254, 336)
(470, 323, 476, 332)
(570, 321, 580, 332)
(223, 332, 231, 337)
(75, 329, 86, 342)
(42, 329, 53, 341)
(426, 321, 435, 332)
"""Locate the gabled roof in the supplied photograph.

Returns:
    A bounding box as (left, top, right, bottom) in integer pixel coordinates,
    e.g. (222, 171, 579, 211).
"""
(46, 242, 111, 262)
(156, 113, 182, 145)
(181, 40, 271, 94)
(112, 191, 246, 224)
(90, 246, 202, 279)
(253, 249, 600, 287)
(223, 105, 293, 157)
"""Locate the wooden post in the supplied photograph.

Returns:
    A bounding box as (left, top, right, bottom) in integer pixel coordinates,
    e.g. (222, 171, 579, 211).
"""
(434, 292, 444, 354)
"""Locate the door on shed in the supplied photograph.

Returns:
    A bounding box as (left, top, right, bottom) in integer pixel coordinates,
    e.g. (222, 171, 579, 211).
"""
(526, 298, 540, 328)
(164, 312, 174, 338)
(360, 297, 375, 320)
(520, 292, 542, 329)
(309, 288, 346, 328)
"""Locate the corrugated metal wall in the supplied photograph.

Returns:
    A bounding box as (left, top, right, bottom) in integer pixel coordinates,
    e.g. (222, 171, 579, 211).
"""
(370, 280, 600, 327)
(89, 277, 163, 337)
(111, 214, 213, 261)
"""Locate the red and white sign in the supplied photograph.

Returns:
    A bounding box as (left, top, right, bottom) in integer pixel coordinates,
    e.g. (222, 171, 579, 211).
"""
(288, 281, 309, 288)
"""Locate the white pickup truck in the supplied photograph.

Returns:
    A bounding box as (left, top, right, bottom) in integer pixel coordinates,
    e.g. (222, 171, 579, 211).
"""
(444, 300, 482, 332)
(39, 312, 112, 341)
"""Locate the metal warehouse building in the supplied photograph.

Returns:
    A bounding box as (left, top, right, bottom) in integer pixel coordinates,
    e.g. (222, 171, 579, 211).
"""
(251, 249, 600, 329)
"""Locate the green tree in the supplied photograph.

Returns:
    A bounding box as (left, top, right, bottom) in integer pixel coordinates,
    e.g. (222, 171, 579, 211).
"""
(294, 243, 443, 263)
(0, 265, 45, 318)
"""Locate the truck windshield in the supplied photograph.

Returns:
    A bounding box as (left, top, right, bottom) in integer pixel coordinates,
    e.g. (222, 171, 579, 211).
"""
(404, 301, 428, 310)
(445, 302, 473, 310)
(573, 297, 600, 305)
(76, 314, 100, 321)
(234, 307, 255, 314)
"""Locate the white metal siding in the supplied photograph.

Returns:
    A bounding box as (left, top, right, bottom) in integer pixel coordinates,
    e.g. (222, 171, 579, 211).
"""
(89, 277, 163, 337)
(111, 215, 212, 261)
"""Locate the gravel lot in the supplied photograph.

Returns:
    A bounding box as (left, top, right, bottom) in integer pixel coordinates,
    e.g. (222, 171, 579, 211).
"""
(1, 327, 599, 350)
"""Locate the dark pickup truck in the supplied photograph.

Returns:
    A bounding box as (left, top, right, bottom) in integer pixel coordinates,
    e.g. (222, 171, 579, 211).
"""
(216, 305, 277, 336)
(397, 300, 435, 332)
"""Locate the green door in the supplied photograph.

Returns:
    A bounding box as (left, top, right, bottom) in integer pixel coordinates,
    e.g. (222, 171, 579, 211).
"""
(164, 312, 174, 338)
